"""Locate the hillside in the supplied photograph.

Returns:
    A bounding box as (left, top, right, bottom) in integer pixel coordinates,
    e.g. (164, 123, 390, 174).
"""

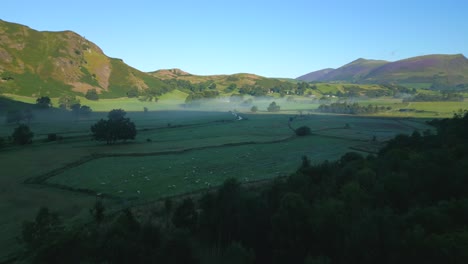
(298, 54, 468, 88)
(320, 58, 388, 82)
(365, 54, 468, 86)
(0, 20, 169, 98)
(0, 19, 301, 100)
(150, 69, 297, 92)
(296, 68, 334, 82)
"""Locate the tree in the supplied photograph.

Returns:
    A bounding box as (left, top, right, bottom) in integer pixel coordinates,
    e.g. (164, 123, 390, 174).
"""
(172, 198, 198, 231)
(12, 124, 34, 145)
(71, 104, 92, 118)
(22, 207, 63, 251)
(127, 88, 139, 98)
(251, 106, 258, 113)
(58, 95, 80, 109)
(108, 108, 127, 121)
(36, 96, 52, 109)
(230, 94, 244, 103)
(267, 101, 280, 112)
(79, 105, 92, 117)
(295, 126, 311, 136)
(85, 89, 99, 100)
(271, 193, 312, 263)
(91, 109, 136, 144)
(70, 103, 81, 116)
(90, 200, 105, 225)
(184, 93, 203, 107)
(226, 83, 237, 92)
(223, 242, 255, 264)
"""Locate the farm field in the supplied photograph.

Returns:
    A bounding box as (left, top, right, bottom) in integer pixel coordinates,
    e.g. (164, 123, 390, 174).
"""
(0, 97, 446, 261)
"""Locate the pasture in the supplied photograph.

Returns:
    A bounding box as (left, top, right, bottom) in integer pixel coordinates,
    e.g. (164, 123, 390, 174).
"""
(0, 97, 438, 261)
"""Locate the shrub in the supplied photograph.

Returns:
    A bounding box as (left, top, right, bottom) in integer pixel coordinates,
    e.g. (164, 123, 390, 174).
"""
(295, 126, 311, 136)
(85, 89, 99, 100)
(12, 124, 34, 145)
(267, 101, 280, 112)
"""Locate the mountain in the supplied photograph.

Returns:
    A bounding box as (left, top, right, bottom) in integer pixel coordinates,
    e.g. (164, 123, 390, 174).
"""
(320, 59, 389, 82)
(296, 68, 334, 82)
(297, 54, 468, 87)
(0, 19, 168, 98)
(149, 70, 296, 92)
(0, 19, 297, 99)
(365, 54, 468, 85)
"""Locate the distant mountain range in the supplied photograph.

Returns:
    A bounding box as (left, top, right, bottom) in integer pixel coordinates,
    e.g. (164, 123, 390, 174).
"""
(297, 54, 468, 87)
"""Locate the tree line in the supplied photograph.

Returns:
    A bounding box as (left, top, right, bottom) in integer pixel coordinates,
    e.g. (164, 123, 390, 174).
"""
(317, 102, 391, 114)
(403, 92, 464, 102)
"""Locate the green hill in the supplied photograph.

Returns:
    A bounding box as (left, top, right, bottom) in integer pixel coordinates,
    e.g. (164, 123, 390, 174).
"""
(0, 20, 169, 98)
(0, 19, 302, 100)
(150, 69, 298, 93)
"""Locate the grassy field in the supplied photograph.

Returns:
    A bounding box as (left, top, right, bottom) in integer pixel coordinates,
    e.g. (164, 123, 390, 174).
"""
(0, 94, 453, 261)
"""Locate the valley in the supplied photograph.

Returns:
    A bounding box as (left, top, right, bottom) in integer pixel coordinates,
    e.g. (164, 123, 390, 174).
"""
(1, 17, 468, 263)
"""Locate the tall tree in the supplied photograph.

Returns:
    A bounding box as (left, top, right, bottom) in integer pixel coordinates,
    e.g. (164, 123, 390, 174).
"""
(36, 96, 52, 109)
(12, 124, 34, 145)
(91, 109, 136, 144)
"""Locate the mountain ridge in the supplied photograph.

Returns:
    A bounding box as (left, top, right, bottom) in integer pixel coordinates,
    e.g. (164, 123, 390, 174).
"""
(297, 54, 468, 87)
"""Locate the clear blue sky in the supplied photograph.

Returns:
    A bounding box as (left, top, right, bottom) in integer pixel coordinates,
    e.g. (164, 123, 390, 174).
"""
(2, 0, 467, 78)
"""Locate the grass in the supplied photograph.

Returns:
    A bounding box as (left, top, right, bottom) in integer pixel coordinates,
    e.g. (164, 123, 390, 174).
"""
(4, 92, 468, 118)
(23, 112, 433, 201)
(47, 136, 356, 200)
(0, 103, 436, 261)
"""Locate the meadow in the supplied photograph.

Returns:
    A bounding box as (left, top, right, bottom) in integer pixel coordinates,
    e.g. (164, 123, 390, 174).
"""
(0, 94, 448, 261)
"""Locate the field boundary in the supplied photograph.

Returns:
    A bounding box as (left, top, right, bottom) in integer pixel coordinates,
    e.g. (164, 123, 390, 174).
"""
(23, 135, 298, 195)
(23, 124, 384, 200)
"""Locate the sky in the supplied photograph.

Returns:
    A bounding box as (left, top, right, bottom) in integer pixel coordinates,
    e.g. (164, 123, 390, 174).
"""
(2, 0, 468, 78)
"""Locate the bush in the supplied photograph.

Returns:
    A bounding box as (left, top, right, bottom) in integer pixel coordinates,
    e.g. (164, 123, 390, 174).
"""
(251, 106, 258, 113)
(295, 126, 311, 136)
(85, 89, 99, 100)
(0, 136, 5, 148)
(127, 88, 139, 98)
(58, 95, 80, 109)
(12, 124, 34, 145)
(36, 96, 52, 109)
(267, 101, 280, 112)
